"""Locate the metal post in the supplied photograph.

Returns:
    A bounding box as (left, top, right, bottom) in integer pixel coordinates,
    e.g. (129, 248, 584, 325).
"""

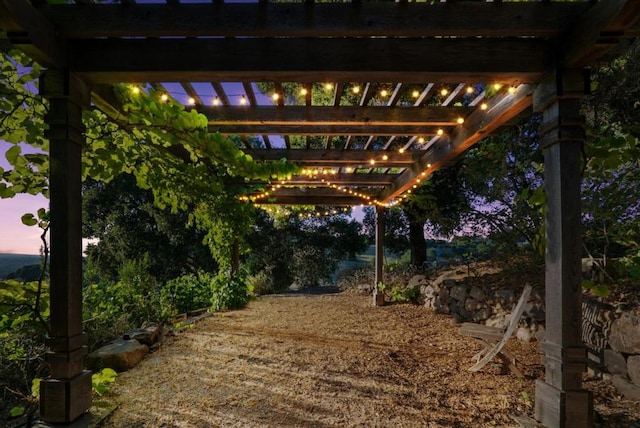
(39, 70, 92, 423)
(373, 205, 385, 306)
(533, 70, 593, 428)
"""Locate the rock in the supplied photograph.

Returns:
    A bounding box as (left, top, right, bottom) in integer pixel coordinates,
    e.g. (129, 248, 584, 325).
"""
(86, 338, 149, 372)
(604, 349, 628, 376)
(450, 284, 469, 302)
(473, 307, 491, 322)
(609, 309, 640, 354)
(126, 325, 162, 347)
(516, 327, 533, 343)
(458, 307, 472, 321)
(612, 375, 640, 401)
(469, 286, 485, 301)
(421, 285, 436, 299)
(522, 303, 546, 322)
(628, 355, 640, 387)
(531, 286, 544, 302)
(464, 298, 480, 312)
(495, 288, 515, 305)
(439, 287, 450, 300)
(442, 278, 457, 289)
(486, 312, 509, 330)
(408, 275, 427, 289)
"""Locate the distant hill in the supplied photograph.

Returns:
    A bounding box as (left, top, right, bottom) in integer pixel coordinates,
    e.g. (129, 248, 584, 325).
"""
(0, 253, 41, 279)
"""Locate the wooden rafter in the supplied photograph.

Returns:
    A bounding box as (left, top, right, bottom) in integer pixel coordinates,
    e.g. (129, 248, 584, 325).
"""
(68, 37, 552, 85)
(38, 3, 591, 39)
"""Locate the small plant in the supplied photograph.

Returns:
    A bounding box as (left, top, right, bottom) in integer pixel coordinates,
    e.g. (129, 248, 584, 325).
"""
(92, 368, 117, 396)
(389, 286, 421, 304)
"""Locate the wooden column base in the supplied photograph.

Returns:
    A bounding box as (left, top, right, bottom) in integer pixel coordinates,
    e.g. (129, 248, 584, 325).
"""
(373, 290, 385, 307)
(40, 370, 92, 423)
(535, 380, 593, 428)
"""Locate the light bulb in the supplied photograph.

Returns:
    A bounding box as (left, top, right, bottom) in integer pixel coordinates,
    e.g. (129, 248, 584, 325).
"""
(240, 95, 247, 105)
(160, 93, 169, 102)
(272, 93, 280, 101)
(493, 83, 502, 90)
(213, 96, 220, 105)
(380, 89, 388, 97)
(131, 86, 140, 95)
(508, 86, 516, 94)
(457, 117, 465, 124)
(187, 97, 196, 105)
(481, 103, 488, 110)
(352, 85, 360, 94)
(300, 88, 308, 96)
(412, 90, 420, 98)
(418, 137, 425, 144)
(399, 148, 405, 154)
(324, 83, 333, 91)
(369, 159, 376, 165)
(382, 154, 388, 161)
(466, 86, 474, 94)
(437, 129, 444, 136)
(440, 88, 449, 96)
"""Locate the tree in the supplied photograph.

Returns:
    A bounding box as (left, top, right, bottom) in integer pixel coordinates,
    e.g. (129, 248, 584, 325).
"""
(82, 174, 216, 283)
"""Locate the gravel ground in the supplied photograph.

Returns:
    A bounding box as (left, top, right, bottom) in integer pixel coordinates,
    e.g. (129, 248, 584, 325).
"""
(100, 291, 640, 427)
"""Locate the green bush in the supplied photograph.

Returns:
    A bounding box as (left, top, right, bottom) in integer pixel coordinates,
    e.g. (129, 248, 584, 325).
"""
(210, 272, 249, 312)
(162, 272, 212, 314)
(246, 270, 275, 295)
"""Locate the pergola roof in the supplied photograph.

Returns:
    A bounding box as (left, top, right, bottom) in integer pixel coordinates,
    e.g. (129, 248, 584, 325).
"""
(2, 0, 640, 206)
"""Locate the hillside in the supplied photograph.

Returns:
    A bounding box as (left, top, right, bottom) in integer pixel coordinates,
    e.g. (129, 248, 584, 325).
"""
(0, 253, 41, 279)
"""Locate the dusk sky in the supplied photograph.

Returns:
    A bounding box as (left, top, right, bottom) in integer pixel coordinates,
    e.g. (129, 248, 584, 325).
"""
(0, 140, 48, 255)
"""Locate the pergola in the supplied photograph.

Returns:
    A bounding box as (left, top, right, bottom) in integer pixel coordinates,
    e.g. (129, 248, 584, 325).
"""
(2, 0, 640, 426)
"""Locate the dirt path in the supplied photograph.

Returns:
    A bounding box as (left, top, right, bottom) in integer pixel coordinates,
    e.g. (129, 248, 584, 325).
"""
(100, 292, 636, 427)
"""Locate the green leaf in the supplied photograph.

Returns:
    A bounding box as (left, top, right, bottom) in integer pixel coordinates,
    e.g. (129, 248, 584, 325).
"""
(5, 145, 21, 165)
(32, 378, 40, 397)
(21, 213, 38, 226)
(9, 406, 25, 417)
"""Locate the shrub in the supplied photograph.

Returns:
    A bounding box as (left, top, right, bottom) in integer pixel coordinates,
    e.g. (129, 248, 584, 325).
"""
(162, 272, 212, 314)
(210, 272, 249, 312)
(246, 270, 275, 295)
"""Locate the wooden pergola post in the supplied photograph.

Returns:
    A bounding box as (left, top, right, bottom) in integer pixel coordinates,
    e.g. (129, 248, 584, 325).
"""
(533, 70, 593, 428)
(373, 205, 385, 306)
(39, 70, 92, 423)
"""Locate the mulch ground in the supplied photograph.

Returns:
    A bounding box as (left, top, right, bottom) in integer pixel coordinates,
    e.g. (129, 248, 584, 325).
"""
(99, 291, 640, 427)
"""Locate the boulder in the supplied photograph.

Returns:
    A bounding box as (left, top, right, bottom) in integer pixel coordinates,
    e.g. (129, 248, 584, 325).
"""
(469, 286, 485, 301)
(126, 324, 162, 347)
(473, 307, 491, 322)
(609, 309, 640, 354)
(86, 338, 149, 372)
(495, 288, 515, 305)
(408, 275, 427, 289)
(612, 375, 640, 401)
(450, 284, 469, 302)
(604, 349, 628, 376)
(628, 355, 640, 388)
(535, 324, 546, 342)
(486, 312, 509, 330)
(421, 285, 436, 299)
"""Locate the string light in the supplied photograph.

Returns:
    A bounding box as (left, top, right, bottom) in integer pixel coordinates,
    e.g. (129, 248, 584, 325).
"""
(466, 86, 474, 94)
(480, 102, 488, 111)
(160, 93, 169, 102)
(418, 137, 425, 144)
(213, 96, 220, 106)
(398, 148, 405, 154)
(272, 93, 280, 101)
(352, 85, 360, 94)
(240, 95, 247, 105)
(324, 83, 334, 91)
(440, 88, 449, 96)
(131, 86, 140, 95)
(345, 167, 354, 173)
(300, 88, 308, 96)
(508, 86, 516, 94)
(187, 97, 196, 105)
(412, 90, 420, 98)
(493, 83, 502, 91)
(457, 117, 465, 124)
(382, 154, 388, 161)
(369, 159, 376, 165)
(437, 129, 444, 136)
(380, 89, 388, 97)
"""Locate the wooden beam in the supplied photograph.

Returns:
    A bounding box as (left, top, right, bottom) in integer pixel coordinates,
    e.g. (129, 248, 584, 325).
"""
(209, 124, 453, 136)
(69, 37, 551, 84)
(0, 0, 65, 67)
(40, 3, 590, 39)
(562, 0, 640, 67)
(202, 105, 472, 125)
(380, 84, 533, 202)
(253, 195, 367, 206)
(285, 173, 397, 186)
(243, 148, 420, 166)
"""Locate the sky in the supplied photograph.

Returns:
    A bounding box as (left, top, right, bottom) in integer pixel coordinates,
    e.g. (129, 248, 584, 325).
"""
(0, 140, 48, 255)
